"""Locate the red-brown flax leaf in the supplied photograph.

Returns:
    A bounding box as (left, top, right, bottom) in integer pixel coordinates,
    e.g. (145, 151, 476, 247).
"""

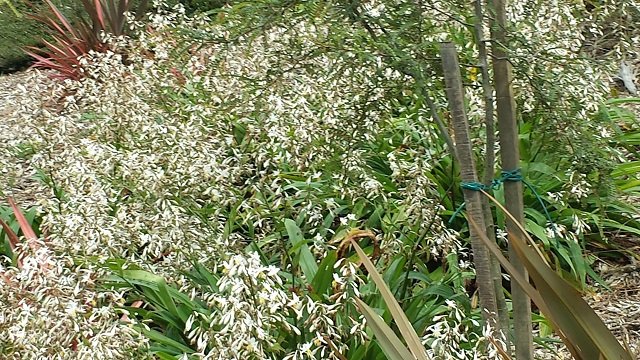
(8, 198, 39, 250)
(43, 0, 79, 36)
(93, 0, 106, 29)
(0, 217, 20, 251)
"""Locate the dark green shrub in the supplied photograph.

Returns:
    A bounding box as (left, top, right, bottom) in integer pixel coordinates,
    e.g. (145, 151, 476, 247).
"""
(0, 2, 42, 71)
(165, 0, 229, 14)
(0, 0, 79, 72)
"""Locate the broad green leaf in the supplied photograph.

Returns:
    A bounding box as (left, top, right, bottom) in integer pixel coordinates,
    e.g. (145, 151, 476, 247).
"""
(525, 162, 562, 180)
(405, 271, 431, 284)
(190, 262, 219, 291)
(382, 257, 406, 289)
(568, 240, 587, 287)
(556, 247, 577, 279)
(119, 269, 165, 283)
(524, 208, 548, 227)
(110, 270, 194, 305)
(418, 283, 456, 299)
(155, 309, 184, 331)
(139, 327, 194, 354)
(157, 280, 179, 317)
(611, 161, 640, 177)
(311, 251, 337, 295)
(176, 304, 193, 323)
(348, 343, 368, 360)
(602, 219, 640, 236)
(606, 97, 640, 105)
(586, 265, 611, 291)
(525, 218, 550, 248)
(284, 219, 318, 282)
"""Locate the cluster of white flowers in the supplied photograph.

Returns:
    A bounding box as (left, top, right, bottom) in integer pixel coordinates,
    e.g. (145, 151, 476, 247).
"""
(509, 0, 614, 115)
(183, 253, 299, 358)
(175, 253, 367, 360)
(0, 242, 149, 359)
(0, 4, 455, 358)
(422, 299, 506, 360)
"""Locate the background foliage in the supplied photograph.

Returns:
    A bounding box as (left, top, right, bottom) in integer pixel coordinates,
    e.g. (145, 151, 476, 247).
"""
(0, 0, 84, 71)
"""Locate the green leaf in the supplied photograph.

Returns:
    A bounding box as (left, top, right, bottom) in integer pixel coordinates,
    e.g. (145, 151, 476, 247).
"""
(157, 280, 179, 317)
(602, 219, 640, 236)
(119, 269, 165, 283)
(611, 161, 640, 177)
(586, 265, 611, 291)
(353, 298, 415, 360)
(284, 219, 318, 282)
(348, 343, 368, 360)
(351, 239, 428, 360)
(382, 257, 406, 289)
(155, 309, 184, 331)
(176, 303, 193, 323)
(524, 208, 548, 227)
(525, 218, 550, 248)
(189, 262, 219, 291)
(567, 240, 587, 287)
(139, 327, 194, 354)
(311, 251, 337, 295)
(605, 97, 640, 105)
(556, 247, 577, 279)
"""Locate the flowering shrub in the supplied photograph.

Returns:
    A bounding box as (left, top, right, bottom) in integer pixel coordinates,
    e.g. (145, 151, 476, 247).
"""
(1, 4, 461, 358)
(0, 242, 150, 359)
(0, 0, 638, 359)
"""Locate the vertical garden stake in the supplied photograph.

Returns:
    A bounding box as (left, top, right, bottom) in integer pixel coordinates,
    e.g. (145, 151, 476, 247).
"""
(473, 0, 510, 343)
(489, 0, 533, 358)
(440, 42, 499, 333)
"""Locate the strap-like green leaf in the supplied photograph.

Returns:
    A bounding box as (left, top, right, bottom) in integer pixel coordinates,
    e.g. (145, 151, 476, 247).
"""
(351, 239, 428, 360)
(481, 191, 633, 360)
(354, 297, 415, 360)
(139, 327, 194, 354)
(311, 251, 337, 295)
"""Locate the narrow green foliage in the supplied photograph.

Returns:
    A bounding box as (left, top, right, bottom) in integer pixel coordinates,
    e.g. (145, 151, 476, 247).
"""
(105, 266, 201, 356)
(351, 238, 429, 360)
(354, 297, 416, 360)
(473, 192, 634, 360)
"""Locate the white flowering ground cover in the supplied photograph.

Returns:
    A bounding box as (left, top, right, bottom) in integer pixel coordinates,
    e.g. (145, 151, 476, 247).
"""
(0, 2, 639, 359)
(0, 9, 472, 359)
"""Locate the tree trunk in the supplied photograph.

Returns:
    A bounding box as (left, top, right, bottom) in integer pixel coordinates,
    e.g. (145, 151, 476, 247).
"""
(488, 0, 533, 358)
(440, 42, 499, 330)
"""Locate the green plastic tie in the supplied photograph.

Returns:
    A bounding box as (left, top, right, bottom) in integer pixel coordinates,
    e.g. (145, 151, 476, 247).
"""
(448, 168, 553, 225)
